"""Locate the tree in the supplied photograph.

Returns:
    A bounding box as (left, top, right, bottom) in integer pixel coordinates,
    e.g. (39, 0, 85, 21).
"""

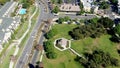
(75, 49, 119, 68)
(45, 29, 57, 39)
(43, 41, 57, 59)
(58, 0, 63, 4)
(99, 1, 110, 9)
(52, 6, 59, 14)
(21, 0, 35, 8)
(77, 1, 84, 15)
(64, 16, 70, 22)
(51, 0, 56, 4)
(109, 0, 118, 5)
(114, 24, 120, 36)
(98, 17, 114, 29)
(58, 17, 64, 24)
(0, 0, 7, 4)
(69, 23, 105, 40)
(43, 41, 53, 52)
(46, 52, 57, 59)
(88, 17, 99, 24)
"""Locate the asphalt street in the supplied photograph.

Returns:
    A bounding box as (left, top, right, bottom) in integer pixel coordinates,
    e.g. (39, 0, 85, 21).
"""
(15, 0, 100, 68)
(15, 0, 46, 68)
(25, 0, 97, 67)
(30, 0, 49, 66)
(55, 14, 97, 20)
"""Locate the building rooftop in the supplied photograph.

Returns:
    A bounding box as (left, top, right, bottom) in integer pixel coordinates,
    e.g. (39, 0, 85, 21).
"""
(58, 38, 68, 48)
(60, 4, 80, 12)
(81, 0, 93, 7)
(0, 2, 20, 44)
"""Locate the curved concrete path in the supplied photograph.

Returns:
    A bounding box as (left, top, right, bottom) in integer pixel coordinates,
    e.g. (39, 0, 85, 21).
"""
(9, 3, 38, 68)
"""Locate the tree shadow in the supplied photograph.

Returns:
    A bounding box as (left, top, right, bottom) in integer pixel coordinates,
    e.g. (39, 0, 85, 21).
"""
(109, 35, 120, 43)
(28, 63, 35, 68)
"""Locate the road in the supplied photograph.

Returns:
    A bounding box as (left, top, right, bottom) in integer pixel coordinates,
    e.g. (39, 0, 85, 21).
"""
(14, 0, 47, 68)
(30, 0, 50, 66)
(29, 0, 97, 66)
(15, 0, 99, 67)
(55, 14, 97, 20)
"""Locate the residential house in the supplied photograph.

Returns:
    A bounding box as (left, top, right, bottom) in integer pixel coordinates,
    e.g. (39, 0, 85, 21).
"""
(59, 0, 80, 12)
(60, 4, 80, 12)
(0, 2, 21, 52)
(81, 0, 94, 12)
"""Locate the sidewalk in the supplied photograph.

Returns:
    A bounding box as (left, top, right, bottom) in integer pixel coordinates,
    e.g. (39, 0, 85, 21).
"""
(9, 3, 38, 68)
(69, 48, 85, 59)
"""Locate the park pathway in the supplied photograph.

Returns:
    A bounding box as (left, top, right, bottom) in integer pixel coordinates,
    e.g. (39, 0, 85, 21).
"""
(69, 48, 85, 59)
(9, 3, 38, 68)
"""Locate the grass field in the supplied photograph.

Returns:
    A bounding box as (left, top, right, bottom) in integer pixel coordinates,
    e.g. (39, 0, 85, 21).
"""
(0, 46, 16, 68)
(71, 35, 120, 59)
(51, 24, 78, 40)
(43, 24, 83, 68)
(71, 35, 120, 68)
(43, 24, 120, 68)
(43, 50, 83, 68)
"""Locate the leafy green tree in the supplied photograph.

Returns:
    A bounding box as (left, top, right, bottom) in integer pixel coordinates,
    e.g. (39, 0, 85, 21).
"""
(51, 0, 56, 4)
(52, 6, 59, 13)
(57, 0, 63, 4)
(114, 24, 120, 36)
(75, 49, 119, 68)
(69, 20, 73, 24)
(46, 52, 57, 59)
(64, 16, 70, 21)
(21, 0, 34, 8)
(43, 41, 53, 52)
(0, 0, 7, 4)
(45, 29, 57, 39)
(43, 41, 57, 59)
(77, 1, 84, 15)
(109, 0, 118, 5)
(98, 17, 114, 29)
(58, 17, 64, 24)
(88, 17, 99, 24)
(99, 1, 110, 9)
(69, 23, 105, 40)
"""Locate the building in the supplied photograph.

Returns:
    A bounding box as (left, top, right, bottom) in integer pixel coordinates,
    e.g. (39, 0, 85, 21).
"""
(60, 4, 80, 12)
(58, 38, 68, 49)
(118, 0, 120, 13)
(59, 0, 80, 12)
(81, 0, 94, 12)
(0, 2, 21, 52)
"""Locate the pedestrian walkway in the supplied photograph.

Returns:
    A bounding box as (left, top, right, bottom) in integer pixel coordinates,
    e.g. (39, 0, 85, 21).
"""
(69, 48, 85, 59)
(39, 50, 44, 62)
(9, 3, 38, 68)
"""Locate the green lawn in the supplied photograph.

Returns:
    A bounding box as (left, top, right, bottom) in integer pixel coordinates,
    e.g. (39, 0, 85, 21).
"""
(71, 37, 93, 54)
(43, 50, 83, 68)
(43, 24, 83, 68)
(51, 24, 78, 40)
(43, 24, 120, 68)
(71, 35, 120, 68)
(0, 46, 16, 68)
